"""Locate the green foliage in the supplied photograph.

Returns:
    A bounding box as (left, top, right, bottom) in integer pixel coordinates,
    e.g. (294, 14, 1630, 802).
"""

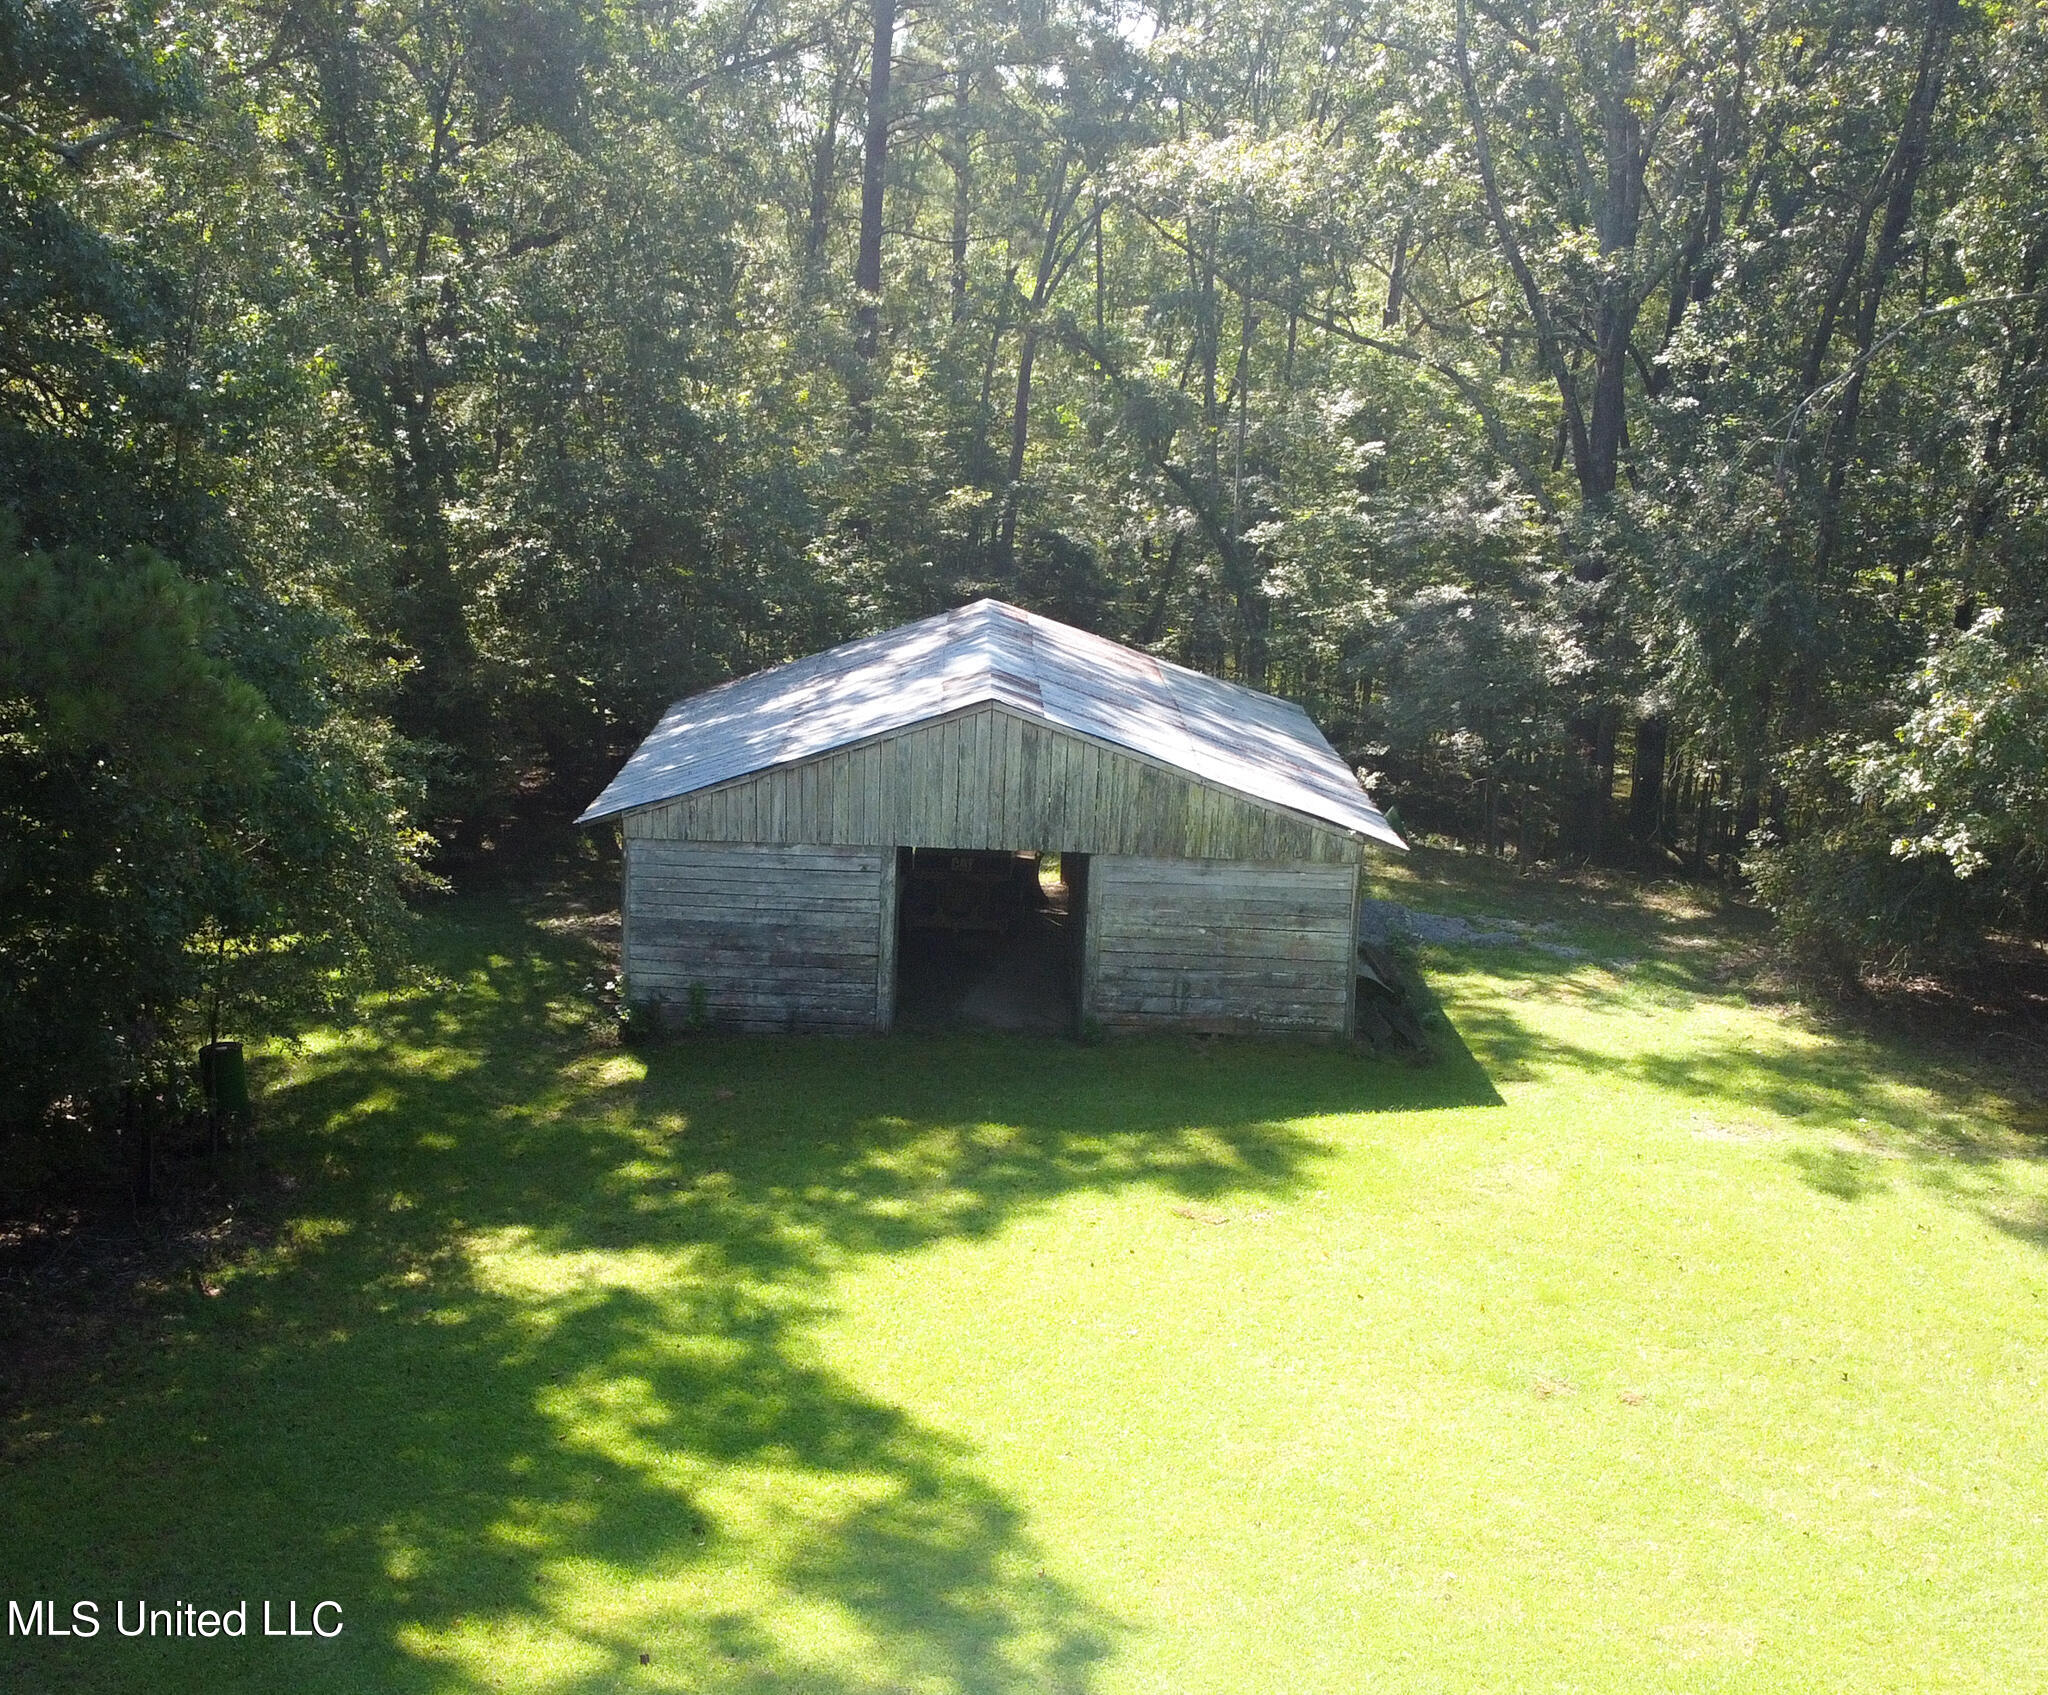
(0, 528, 428, 1151)
(0, 0, 430, 1172)
(0, 531, 269, 1125)
(1752, 613, 2048, 976)
(1862, 614, 2048, 886)
(6, 0, 2048, 1108)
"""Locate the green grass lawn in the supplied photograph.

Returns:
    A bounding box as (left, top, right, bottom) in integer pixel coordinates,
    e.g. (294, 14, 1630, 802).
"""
(4, 852, 2046, 1693)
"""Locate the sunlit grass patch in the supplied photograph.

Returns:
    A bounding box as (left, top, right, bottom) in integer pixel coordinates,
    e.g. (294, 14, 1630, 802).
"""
(3, 874, 2044, 1694)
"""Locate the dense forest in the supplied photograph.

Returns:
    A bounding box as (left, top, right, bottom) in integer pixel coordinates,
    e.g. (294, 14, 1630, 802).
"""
(4, 0, 2046, 1164)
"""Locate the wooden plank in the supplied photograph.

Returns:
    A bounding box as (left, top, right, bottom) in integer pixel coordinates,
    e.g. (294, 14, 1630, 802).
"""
(1094, 934, 1353, 961)
(632, 944, 882, 970)
(1091, 908, 1353, 937)
(629, 908, 879, 934)
(619, 837, 635, 1001)
(909, 717, 933, 841)
(1079, 851, 1100, 1024)
(874, 732, 899, 844)
(859, 741, 880, 843)
(631, 842, 883, 868)
(1094, 943, 1350, 972)
(1092, 986, 1348, 1014)
(1111, 758, 1138, 854)
(1096, 889, 1352, 916)
(964, 708, 987, 845)
(1091, 888, 1354, 919)
(876, 848, 898, 1030)
(779, 765, 802, 842)
(961, 708, 987, 847)
(626, 894, 879, 921)
(629, 911, 881, 940)
(1092, 935, 1350, 961)
(1095, 895, 1355, 923)
(627, 860, 885, 883)
(646, 985, 882, 1005)
(1037, 723, 1065, 847)
(1091, 919, 1352, 948)
(643, 1001, 879, 1032)
(1056, 729, 1083, 846)
(1092, 975, 1349, 1006)
(632, 968, 880, 994)
(633, 967, 881, 994)
(1013, 721, 1041, 851)
(627, 891, 878, 916)
(627, 865, 884, 891)
(1094, 1011, 1343, 1036)
(1095, 855, 1355, 885)
(999, 711, 1024, 843)
(936, 714, 959, 846)
(630, 918, 879, 948)
(634, 949, 882, 977)
(980, 707, 1004, 847)
(1095, 993, 1346, 1020)
(634, 990, 881, 1016)
(897, 726, 923, 844)
(630, 880, 885, 907)
(626, 905, 878, 927)
(1343, 862, 1360, 1037)
(1093, 947, 1352, 977)
(1069, 738, 1093, 854)
(1091, 979, 1347, 1013)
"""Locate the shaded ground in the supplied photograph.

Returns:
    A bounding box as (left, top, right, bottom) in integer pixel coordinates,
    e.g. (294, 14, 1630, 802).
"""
(896, 908, 1078, 1036)
(2, 853, 2044, 1693)
(0, 898, 1496, 1694)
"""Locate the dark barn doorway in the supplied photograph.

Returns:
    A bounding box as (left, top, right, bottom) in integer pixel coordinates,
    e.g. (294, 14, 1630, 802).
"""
(893, 849, 1087, 1034)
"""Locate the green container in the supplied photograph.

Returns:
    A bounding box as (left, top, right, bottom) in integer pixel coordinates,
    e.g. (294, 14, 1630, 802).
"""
(198, 1041, 252, 1122)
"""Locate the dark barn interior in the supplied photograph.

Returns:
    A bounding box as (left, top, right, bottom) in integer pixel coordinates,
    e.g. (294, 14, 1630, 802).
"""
(893, 850, 1088, 1034)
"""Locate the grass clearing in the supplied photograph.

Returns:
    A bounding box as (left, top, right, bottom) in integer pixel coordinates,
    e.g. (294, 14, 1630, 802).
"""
(3, 852, 2045, 1692)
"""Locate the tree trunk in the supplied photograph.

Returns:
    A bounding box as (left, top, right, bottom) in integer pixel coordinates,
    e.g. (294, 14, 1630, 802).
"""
(1454, 0, 1593, 490)
(1629, 714, 1668, 848)
(853, 0, 895, 366)
(805, 59, 850, 275)
(996, 324, 1040, 571)
(1582, 37, 1645, 503)
(948, 63, 971, 321)
(1811, 0, 1959, 582)
(1383, 217, 1410, 327)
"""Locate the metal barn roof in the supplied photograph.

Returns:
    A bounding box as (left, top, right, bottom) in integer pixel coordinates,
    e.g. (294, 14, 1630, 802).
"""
(578, 599, 1405, 850)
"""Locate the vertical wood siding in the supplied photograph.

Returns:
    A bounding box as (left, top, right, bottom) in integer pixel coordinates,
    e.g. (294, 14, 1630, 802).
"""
(623, 842, 888, 1034)
(620, 704, 1365, 865)
(1083, 857, 1359, 1036)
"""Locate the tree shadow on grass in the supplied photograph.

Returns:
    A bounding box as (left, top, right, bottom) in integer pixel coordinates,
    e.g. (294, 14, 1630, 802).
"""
(0, 896, 1493, 1695)
(1425, 935, 2047, 1235)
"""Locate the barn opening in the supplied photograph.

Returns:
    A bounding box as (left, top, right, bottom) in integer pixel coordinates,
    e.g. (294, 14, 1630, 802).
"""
(893, 849, 1088, 1035)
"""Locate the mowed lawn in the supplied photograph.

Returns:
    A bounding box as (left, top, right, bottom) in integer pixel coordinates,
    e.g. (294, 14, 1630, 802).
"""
(4, 853, 2046, 1693)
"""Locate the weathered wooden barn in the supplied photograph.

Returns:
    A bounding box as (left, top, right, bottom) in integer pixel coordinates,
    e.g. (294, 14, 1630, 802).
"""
(580, 600, 1405, 1037)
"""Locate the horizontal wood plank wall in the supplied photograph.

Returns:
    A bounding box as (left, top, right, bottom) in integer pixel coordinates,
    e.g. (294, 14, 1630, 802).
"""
(1085, 856, 1359, 1036)
(621, 704, 1365, 865)
(624, 841, 886, 1034)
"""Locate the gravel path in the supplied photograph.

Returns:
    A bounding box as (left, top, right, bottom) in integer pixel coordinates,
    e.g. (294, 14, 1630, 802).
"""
(1358, 898, 1601, 962)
